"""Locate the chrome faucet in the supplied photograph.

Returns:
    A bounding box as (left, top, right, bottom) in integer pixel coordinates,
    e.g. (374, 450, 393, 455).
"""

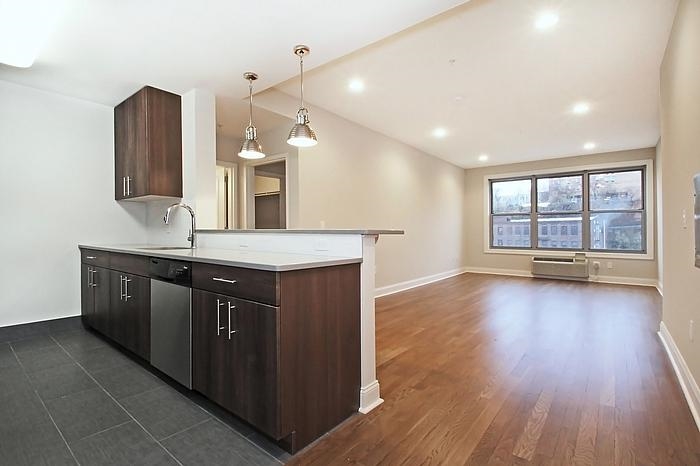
(164, 203, 197, 248)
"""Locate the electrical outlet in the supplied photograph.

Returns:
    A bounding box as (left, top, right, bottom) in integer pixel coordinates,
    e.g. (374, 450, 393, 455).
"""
(592, 261, 601, 273)
(606, 261, 613, 270)
(690, 320, 695, 342)
(682, 209, 688, 229)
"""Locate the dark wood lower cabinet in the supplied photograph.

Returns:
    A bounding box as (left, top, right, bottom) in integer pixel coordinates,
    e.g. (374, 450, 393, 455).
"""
(192, 290, 280, 438)
(92, 266, 111, 337)
(80, 255, 150, 362)
(110, 271, 150, 360)
(82, 248, 360, 454)
(193, 264, 361, 453)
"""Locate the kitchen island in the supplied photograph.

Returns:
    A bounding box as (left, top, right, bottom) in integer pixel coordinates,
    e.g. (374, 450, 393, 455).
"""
(79, 243, 360, 453)
(78, 229, 401, 453)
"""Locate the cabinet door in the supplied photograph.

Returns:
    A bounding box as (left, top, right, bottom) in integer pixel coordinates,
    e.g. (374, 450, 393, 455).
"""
(81, 264, 95, 328)
(114, 89, 147, 200)
(92, 267, 111, 336)
(122, 274, 150, 360)
(109, 272, 150, 360)
(192, 289, 231, 409)
(231, 298, 280, 438)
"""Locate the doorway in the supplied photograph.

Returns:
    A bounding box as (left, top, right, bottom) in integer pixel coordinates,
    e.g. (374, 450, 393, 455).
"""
(244, 158, 287, 229)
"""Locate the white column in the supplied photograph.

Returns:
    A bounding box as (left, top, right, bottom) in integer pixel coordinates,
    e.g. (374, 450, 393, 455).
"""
(359, 234, 383, 413)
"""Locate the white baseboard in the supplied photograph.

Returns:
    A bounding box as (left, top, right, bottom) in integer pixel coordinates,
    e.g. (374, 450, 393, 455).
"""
(463, 266, 532, 278)
(375, 266, 659, 299)
(463, 266, 659, 289)
(658, 322, 700, 431)
(374, 267, 468, 298)
(358, 380, 383, 414)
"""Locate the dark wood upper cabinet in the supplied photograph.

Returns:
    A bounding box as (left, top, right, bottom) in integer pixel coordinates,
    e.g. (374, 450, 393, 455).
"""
(114, 86, 182, 201)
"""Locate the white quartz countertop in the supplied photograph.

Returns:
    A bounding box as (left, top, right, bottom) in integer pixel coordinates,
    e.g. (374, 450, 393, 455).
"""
(78, 244, 362, 272)
(196, 228, 404, 235)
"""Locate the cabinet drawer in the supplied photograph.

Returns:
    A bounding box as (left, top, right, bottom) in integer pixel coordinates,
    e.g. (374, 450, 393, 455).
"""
(192, 263, 279, 306)
(109, 252, 149, 277)
(81, 249, 110, 268)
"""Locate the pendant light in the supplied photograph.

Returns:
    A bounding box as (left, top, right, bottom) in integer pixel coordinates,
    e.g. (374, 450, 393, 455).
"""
(287, 45, 318, 148)
(238, 72, 265, 159)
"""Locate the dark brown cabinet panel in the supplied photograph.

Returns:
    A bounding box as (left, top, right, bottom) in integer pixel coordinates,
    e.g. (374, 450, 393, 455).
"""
(191, 262, 279, 306)
(81, 264, 95, 328)
(92, 267, 111, 337)
(192, 289, 231, 409)
(192, 290, 280, 438)
(80, 250, 151, 361)
(114, 86, 182, 201)
(110, 271, 150, 360)
(231, 297, 279, 437)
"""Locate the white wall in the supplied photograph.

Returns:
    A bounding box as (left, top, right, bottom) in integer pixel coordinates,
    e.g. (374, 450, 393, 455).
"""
(254, 89, 466, 289)
(658, 0, 700, 393)
(0, 80, 147, 327)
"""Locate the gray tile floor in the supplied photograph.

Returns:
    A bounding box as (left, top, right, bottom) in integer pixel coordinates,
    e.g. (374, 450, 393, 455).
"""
(0, 319, 289, 466)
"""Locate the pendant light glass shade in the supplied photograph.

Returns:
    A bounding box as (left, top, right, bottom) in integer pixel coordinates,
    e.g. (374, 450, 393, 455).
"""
(239, 72, 265, 160)
(287, 45, 318, 148)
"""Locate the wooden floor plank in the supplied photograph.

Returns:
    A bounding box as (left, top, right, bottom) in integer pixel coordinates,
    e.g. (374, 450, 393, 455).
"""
(287, 274, 700, 465)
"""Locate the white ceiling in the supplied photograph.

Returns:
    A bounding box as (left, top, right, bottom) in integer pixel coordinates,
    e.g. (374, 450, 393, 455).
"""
(0, 0, 465, 135)
(274, 0, 678, 168)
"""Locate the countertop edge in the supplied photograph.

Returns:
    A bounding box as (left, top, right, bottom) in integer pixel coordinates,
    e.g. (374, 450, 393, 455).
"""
(78, 245, 363, 272)
(195, 229, 404, 235)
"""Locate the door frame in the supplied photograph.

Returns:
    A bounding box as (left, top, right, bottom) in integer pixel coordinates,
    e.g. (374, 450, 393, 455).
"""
(216, 161, 237, 229)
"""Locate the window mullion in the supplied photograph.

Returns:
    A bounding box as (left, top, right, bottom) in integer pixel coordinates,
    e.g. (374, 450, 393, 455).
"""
(583, 172, 590, 251)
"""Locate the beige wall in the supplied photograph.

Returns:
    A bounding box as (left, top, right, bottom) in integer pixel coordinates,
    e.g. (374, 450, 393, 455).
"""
(659, 0, 700, 385)
(463, 147, 659, 283)
(294, 107, 465, 289)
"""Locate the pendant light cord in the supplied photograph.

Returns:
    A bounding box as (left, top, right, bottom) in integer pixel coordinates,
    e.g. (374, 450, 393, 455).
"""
(248, 78, 253, 127)
(299, 51, 305, 109)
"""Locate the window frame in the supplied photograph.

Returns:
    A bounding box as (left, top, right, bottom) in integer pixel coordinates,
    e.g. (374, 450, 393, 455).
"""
(484, 159, 654, 260)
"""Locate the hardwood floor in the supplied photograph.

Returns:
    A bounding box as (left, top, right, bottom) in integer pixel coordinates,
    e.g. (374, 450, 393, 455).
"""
(288, 273, 700, 465)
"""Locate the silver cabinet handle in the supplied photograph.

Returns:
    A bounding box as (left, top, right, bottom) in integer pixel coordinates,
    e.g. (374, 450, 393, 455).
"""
(87, 268, 93, 287)
(122, 176, 126, 197)
(120, 275, 124, 300)
(91, 269, 97, 287)
(86, 256, 96, 260)
(126, 176, 131, 196)
(227, 302, 236, 339)
(212, 277, 237, 284)
(123, 276, 131, 301)
(216, 299, 225, 336)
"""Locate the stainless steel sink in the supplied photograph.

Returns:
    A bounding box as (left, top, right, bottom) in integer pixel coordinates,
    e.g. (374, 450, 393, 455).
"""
(136, 246, 193, 251)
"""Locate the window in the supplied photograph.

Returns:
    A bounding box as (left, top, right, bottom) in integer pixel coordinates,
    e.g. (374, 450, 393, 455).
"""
(589, 170, 644, 251)
(489, 166, 646, 253)
(491, 179, 532, 248)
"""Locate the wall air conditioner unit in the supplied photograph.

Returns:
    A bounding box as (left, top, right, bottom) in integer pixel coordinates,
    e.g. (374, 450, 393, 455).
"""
(531, 253, 589, 280)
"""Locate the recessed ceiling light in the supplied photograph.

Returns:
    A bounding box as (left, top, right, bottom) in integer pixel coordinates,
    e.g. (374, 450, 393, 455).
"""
(432, 127, 448, 138)
(535, 11, 559, 30)
(572, 102, 590, 115)
(348, 78, 365, 93)
(478, 154, 489, 162)
(583, 142, 596, 150)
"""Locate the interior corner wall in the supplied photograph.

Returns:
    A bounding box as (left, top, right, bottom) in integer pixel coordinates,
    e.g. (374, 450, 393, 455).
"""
(293, 106, 466, 289)
(0, 80, 147, 327)
(658, 0, 700, 389)
(463, 147, 659, 283)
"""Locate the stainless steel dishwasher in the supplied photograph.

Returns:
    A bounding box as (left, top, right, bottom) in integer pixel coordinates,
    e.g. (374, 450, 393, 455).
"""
(149, 257, 192, 388)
